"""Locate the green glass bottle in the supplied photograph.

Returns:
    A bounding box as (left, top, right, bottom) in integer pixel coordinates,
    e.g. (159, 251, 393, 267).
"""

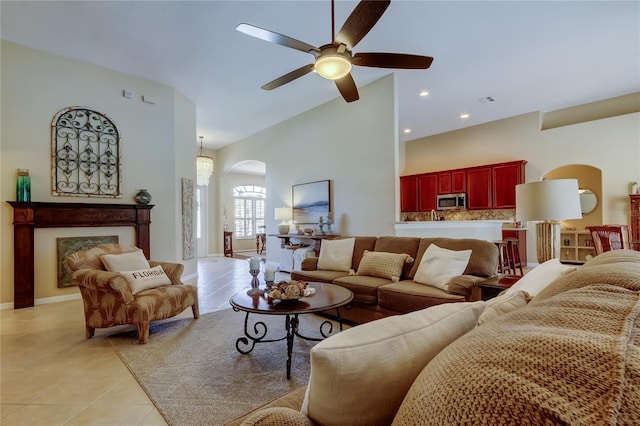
(16, 169, 31, 202)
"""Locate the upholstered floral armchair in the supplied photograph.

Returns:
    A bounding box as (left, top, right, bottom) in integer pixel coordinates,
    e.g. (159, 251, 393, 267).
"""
(66, 244, 199, 344)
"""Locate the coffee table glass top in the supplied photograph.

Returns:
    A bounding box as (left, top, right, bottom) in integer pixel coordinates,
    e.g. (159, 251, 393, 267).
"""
(229, 282, 353, 315)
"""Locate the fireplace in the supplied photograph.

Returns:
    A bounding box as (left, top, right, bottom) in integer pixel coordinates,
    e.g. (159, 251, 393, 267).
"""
(7, 201, 153, 309)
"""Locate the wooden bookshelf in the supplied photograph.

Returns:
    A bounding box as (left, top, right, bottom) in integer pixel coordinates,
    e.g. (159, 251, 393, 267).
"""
(560, 230, 596, 264)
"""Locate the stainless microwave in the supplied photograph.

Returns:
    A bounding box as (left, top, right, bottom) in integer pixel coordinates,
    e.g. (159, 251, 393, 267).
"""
(437, 193, 467, 210)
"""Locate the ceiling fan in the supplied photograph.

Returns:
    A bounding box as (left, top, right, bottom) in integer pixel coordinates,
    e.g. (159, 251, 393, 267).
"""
(237, 0, 433, 103)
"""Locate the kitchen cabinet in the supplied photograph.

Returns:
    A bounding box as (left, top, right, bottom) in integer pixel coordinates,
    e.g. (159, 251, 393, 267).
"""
(400, 176, 418, 212)
(418, 173, 438, 211)
(452, 170, 466, 193)
(400, 160, 525, 212)
(492, 161, 526, 209)
(437, 170, 466, 194)
(438, 172, 452, 194)
(466, 166, 492, 209)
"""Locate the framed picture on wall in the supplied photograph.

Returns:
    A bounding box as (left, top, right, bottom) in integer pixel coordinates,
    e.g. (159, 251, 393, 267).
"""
(292, 180, 330, 224)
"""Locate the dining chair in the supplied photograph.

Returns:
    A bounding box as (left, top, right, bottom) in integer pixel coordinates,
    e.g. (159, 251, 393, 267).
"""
(586, 225, 631, 255)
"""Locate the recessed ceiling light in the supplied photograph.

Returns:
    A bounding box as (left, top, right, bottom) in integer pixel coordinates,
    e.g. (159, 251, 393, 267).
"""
(460, 113, 470, 119)
(403, 128, 412, 134)
(419, 91, 429, 97)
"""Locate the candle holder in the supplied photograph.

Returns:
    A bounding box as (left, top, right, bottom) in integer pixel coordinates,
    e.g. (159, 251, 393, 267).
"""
(318, 222, 326, 235)
(247, 269, 263, 295)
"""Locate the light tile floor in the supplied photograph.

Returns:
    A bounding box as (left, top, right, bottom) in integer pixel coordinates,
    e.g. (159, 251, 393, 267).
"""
(1, 256, 289, 426)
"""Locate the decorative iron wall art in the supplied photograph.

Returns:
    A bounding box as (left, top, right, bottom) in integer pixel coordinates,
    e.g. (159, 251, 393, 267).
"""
(51, 107, 122, 198)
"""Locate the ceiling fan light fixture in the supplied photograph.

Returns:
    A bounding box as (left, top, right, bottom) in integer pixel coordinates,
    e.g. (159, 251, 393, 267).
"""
(314, 54, 352, 80)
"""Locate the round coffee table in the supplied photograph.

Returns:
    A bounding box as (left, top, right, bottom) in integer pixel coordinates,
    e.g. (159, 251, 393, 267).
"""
(229, 282, 354, 379)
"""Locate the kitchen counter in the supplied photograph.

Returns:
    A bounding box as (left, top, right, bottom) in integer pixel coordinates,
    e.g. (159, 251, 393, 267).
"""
(394, 220, 504, 241)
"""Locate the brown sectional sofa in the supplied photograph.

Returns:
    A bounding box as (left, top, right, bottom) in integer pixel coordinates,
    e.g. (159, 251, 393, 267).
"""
(291, 236, 499, 323)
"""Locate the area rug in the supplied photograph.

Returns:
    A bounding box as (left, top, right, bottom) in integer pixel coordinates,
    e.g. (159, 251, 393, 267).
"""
(109, 309, 338, 425)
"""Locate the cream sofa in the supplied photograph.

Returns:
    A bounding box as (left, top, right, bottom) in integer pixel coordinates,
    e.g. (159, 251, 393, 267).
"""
(291, 236, 499, 323)
(231, 249, 640, 425)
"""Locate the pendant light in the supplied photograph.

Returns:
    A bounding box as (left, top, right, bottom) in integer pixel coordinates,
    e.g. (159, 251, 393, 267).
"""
(196, 136, 214, 186)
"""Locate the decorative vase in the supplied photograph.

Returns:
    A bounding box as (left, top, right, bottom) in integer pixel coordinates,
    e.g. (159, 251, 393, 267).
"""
(278, 223, 290, 235)
(16, 169, 31, 202)
(633, 182, 639, 195)
(135, 189, 152, 204)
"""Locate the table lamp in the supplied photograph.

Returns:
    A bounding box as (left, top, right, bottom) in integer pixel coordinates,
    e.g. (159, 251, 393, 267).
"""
(275, 207, 292, 235)
(516, 179, 582, 264)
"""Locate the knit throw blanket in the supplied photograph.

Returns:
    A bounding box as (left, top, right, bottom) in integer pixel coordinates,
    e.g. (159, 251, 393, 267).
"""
(393, 260, 640, 425)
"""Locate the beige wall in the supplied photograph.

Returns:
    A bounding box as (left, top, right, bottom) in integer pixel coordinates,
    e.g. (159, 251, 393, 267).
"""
(404, 108, 640, 264)
(0, 41, 197, 306)
(214, 74, 398, 264)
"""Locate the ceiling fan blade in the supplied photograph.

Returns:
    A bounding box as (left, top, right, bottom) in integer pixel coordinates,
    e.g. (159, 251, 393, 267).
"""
(261, 64, 315, 90)
(336, 0, 390, 50)
(237, 23, 320, 55)
(353, 52, 434, 69)
(335, 73, 359, 103)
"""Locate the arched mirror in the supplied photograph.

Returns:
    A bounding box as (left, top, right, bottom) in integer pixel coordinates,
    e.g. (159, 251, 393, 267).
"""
(579, 189, 598, 215)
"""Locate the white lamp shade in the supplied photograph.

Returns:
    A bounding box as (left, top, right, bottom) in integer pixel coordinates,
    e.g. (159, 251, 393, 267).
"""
(516, 179, 582, 222)
(275, 207, 292, 221)
(197, 155, 214, 186)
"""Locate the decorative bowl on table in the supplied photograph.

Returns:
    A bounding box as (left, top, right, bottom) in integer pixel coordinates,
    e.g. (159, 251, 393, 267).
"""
(266, 280, 315, 301)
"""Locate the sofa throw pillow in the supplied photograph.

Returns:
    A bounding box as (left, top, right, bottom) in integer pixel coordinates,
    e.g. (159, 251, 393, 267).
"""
(477, 290, 531, 325)
(503, 258, 576, 298)
(301, 301, 486, 426)
(118, 265, 172, 295)
(100, 249, 150, 272)
(413, 244, 472, 291)
(317, 238, 355, 272)
(356, 251, 414, 282)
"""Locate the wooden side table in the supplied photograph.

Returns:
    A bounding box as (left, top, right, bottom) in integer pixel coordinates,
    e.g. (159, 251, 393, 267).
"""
(224, 231, 233, 257)
(477, 275, 521, 300)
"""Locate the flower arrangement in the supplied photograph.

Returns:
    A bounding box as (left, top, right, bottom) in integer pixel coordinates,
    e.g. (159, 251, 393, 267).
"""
(266, 280, 312, 300)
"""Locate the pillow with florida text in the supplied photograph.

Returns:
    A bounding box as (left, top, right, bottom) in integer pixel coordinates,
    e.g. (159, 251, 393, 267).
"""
(318, 238, 356, 272)
(414, 244, 472, 291)
(119, 265, 172, 295)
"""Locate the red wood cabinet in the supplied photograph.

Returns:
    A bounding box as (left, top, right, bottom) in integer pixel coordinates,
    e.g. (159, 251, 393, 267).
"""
(418, 174, 438, 211)
(466, 167, 492, 210)
(438, 170, 466, 194)
(400, 176, 418, 212)
(438, 172, 452, 194)
(400, 161, 525, 212)
(631, 194, 640, 247)
(452, 170, 466, 193)
(492, 161, 526, 209)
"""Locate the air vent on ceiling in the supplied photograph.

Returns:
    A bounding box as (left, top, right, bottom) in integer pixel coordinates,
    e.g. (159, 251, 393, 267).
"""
(479, 96, 495, 104)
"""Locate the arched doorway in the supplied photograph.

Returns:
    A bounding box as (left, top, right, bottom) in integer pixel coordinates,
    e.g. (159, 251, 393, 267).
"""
(213, 160, 266, 256)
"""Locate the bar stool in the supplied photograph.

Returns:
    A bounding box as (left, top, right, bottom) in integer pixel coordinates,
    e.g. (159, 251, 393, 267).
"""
(493, 240, 512, 274)
(504, 237, 524, 275)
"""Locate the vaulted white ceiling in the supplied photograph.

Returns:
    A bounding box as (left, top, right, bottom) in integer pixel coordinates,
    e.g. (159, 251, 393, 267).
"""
(2, 1, 638, 151)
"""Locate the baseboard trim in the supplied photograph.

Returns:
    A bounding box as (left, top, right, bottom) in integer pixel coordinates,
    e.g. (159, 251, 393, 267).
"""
(1, 293, 82, 310)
